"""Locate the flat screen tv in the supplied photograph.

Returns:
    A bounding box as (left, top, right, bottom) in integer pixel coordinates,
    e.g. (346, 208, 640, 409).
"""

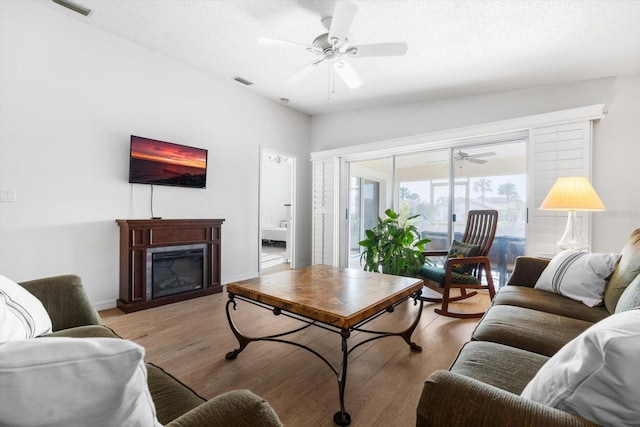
(129, 135, 207, 189)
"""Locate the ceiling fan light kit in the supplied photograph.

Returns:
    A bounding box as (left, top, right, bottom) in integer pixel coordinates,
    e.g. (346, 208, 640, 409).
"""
(258, 0, 408, 98)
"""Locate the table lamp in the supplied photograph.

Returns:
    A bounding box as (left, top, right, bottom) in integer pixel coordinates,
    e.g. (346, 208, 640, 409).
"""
(539, 176, 605, 251)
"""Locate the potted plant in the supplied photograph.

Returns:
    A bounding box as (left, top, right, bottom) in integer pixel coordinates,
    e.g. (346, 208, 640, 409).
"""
(359, 208, 431, 277)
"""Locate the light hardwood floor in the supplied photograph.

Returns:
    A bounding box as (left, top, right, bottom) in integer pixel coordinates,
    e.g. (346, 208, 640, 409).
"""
(100, 277, 490, 427)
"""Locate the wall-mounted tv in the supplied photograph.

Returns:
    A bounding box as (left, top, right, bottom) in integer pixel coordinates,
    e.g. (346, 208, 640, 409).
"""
(129, 135, 207, 189)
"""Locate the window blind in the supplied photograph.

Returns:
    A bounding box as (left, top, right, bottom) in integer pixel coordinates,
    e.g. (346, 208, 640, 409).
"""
(312, 159, 337, 265)
(527, 121, 593, 256)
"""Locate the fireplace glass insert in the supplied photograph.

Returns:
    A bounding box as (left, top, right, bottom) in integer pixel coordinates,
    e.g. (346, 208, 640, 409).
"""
(149, 245, 205, 298)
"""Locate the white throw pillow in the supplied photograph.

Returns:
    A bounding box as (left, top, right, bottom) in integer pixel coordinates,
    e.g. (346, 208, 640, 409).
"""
(0, 274, 53, 342)
(534, 250, 621, 307)
(0, 337, 162, 427)
(521, 309, 640, 427)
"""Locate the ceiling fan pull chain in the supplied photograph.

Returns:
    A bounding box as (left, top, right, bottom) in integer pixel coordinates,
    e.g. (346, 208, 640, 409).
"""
(331, 60, 336, 95)
(327, 62, 330, 100)
(328, 59, 335, 101)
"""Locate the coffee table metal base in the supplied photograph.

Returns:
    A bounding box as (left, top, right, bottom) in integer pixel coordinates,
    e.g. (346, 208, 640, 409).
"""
(224, 291, 423, 426)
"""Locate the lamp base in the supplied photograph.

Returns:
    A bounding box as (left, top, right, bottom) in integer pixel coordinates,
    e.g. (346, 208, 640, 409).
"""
(557, 210, 588, 251)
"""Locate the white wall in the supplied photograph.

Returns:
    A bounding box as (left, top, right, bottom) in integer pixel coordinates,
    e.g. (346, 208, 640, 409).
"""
(2, 2, 637, 309)
(0, 1, 312, 309)
(310, 75, 640, 253)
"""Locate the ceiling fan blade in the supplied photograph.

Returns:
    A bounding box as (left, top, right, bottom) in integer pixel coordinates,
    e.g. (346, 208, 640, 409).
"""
(471, 151, 497, 158)
(258, 37, 313, 50)
(284, 59, 324, 85)
(467, 158, 488, 164)
(333, 60, 363, 89)
(349, 42, 408, 58)
(328, 1, 358, 46)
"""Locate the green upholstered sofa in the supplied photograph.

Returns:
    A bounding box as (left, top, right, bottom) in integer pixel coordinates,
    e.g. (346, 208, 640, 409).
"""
(417, 229, 640, 426)
(17, 275, 283, 427)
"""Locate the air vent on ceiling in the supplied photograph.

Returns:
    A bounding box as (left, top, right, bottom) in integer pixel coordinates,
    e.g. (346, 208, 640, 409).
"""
(52, 0, 91, 16)
(232, 76, 254, 86)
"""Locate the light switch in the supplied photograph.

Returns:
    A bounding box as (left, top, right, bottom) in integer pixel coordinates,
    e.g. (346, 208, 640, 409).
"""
(0, 189, 17, 202)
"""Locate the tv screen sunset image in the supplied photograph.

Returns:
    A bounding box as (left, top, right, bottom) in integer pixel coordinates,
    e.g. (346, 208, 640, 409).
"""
(129, 136, 207, 188)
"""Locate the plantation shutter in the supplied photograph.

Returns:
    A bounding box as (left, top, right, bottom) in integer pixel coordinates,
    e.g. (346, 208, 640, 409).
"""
(312, 158, 338, 265)
(527, 121, 593, 256)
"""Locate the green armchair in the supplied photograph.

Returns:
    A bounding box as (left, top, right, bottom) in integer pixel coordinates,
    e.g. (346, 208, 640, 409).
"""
(17, 274, 283, 427)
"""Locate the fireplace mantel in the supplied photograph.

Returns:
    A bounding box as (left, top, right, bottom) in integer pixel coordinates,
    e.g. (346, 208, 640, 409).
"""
(116, 219, 225, 313)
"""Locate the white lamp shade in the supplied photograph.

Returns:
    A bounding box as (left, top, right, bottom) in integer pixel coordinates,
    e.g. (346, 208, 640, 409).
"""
(539, 176, 605, 212)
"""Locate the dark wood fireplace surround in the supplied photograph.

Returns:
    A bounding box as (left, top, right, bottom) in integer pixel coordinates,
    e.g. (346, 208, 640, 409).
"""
(116, 219, 224, 313)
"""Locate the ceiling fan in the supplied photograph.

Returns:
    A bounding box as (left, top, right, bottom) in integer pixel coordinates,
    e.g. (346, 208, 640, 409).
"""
(453, 150, 496, 164)
(258, 1, 408, 89)
(425, 150, 497, 166)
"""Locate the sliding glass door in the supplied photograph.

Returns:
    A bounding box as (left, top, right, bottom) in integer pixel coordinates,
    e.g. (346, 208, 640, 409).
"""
(395, 149, 451, 253)
(349, 177, 380, 260)
(348, 158, 392, 269)
(346, 140, 527, 286)
(452, 142, 527, 285)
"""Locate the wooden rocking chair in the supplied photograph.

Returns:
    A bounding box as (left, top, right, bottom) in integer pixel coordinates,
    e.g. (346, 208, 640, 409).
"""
(417, 210, 498, 318)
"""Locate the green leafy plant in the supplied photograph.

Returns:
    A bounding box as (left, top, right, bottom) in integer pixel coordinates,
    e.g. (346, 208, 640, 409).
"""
(359, 208, 431, 277)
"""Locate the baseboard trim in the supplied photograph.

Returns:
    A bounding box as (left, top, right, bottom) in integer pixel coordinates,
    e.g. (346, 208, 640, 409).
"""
(94, 299, 117, 311)
(223, 272, 259, 285)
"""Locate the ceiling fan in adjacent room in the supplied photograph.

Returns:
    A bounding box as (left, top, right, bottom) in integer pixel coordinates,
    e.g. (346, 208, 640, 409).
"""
(453, 150, 496, 164)
(258, 0, 408, 91)
(425, 150, 497, 166)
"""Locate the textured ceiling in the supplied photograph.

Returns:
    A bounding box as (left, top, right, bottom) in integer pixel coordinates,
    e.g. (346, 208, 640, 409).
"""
(34, 0, 640, 116)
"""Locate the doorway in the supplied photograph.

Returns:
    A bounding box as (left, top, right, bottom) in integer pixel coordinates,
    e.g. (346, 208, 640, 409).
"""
(259, 147, 296, 273)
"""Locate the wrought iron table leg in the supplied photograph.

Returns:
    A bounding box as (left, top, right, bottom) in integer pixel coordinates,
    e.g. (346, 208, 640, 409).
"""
(403, 296, 424, 352)
(333, 329, 352, 426)
(225, 294, 252, 360)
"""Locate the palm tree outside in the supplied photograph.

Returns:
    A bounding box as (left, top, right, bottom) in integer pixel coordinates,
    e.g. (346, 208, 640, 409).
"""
(473, 178, 493, 207)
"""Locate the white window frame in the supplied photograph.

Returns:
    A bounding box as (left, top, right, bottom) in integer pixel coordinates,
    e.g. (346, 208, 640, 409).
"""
(310, 104, 606, 267)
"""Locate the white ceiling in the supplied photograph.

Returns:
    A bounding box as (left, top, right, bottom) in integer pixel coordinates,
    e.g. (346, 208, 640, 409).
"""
(35, 0, 640, 116)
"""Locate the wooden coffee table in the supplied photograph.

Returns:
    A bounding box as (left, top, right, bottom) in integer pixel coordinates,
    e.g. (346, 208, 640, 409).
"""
(224, 265, 424, 426)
